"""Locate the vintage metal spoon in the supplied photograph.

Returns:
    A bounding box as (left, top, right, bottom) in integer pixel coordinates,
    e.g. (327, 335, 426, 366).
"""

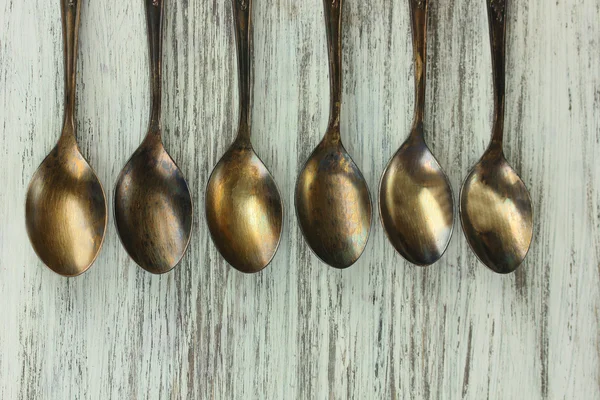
(114, 0, 193, 274)
(295, 0, 372, 269)
(206, 0, 283, 274)
(460, 0, 533, 274)
(379, 0, 454, 266)
(25, 0, 107, 277)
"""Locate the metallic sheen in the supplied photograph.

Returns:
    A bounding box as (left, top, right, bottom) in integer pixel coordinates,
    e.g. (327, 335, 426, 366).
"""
(379, 0, 454, 266)
(295, 0, 372, 269)
(114, 0, 193, 274)
(25, 0, 108, 277)
(206, 0, 283, 274)
(460, 0, 533, 274)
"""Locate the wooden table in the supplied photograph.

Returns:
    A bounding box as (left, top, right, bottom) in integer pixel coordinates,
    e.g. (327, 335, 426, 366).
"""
(1, 0, 598, 398)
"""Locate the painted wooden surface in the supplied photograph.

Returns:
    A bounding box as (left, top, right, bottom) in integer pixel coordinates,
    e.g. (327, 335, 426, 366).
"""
(1, 0, 599, 398)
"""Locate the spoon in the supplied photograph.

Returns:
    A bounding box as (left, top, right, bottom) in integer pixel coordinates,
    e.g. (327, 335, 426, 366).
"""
(206, 0, 283, 274)
(25, 0, 107, 277)
(459, 0, 533, 274)
(114, 0, 193, 274)
(379, 0, 454, 266)
(295, 0, 372, 269)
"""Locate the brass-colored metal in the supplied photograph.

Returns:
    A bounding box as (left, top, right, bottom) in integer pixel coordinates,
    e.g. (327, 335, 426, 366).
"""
(295, 0, 372, 269)
(459, 0, 533, 274)
(114, 0, 193, 274)
(206, 0, 283, 274)
(25, 0, 108, 277)
(379, 0, 454, 266)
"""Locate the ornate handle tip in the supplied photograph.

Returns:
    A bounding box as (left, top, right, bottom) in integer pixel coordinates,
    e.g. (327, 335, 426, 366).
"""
(489, 0, 506, 22)
(414, 0, 426, 10)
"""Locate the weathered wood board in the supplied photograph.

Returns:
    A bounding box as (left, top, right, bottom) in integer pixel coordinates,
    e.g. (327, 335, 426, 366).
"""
(0, 0, 598, 398)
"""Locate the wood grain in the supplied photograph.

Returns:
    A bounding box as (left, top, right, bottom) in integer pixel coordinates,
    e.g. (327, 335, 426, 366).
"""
(1, 0, 599, 398)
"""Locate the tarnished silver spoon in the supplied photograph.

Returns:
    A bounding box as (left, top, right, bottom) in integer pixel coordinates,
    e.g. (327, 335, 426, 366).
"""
(379, 0, 454, 266)
(295, 0, 372, 269)
(205, 0, 283, 273)
(25, 0, 107, 277)
(114, 0, 193, 274)
(460, 0, 533, 274)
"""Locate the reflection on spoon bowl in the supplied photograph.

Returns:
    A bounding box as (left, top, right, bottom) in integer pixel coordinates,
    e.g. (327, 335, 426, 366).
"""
(295, 138, 372, 269)
(379, 132, 454, 266)
(26, 138, 107, 276)
(206, 142, 283, 273)
(460, 150, 533, 274)
(114, 134, 193, 274)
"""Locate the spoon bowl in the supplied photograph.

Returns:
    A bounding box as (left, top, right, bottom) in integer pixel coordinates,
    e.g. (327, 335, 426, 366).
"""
(379, 129, 454, 266)
(460, 149, 533, 273)
(114, 133, 192, 274)
(26, 135, 107, 276)
(295, 136, 372, 269)
(206, 141, 283, 273)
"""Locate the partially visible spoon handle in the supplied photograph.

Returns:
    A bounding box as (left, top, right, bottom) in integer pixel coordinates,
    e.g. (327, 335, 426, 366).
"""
(324, 0, 343, 136)
(146, 0, 163, 132)
(61, 0, 81, 128)
(410, 0, 428, 127)
(487, 0, 507, 146)
(233, 0, 252, 142)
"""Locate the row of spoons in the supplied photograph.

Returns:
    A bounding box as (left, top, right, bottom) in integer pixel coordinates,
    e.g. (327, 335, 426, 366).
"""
(25, 0, 533, 278)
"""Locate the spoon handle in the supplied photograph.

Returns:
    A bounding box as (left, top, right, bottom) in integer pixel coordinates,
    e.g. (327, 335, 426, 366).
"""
(487, 0, 507, 147)
(60, 0, 81, 130)
(410, 0, 427, 129)
(324, 0, 343, 139)
(233, 0, 253, 143)
(146, 0, 163, 133)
